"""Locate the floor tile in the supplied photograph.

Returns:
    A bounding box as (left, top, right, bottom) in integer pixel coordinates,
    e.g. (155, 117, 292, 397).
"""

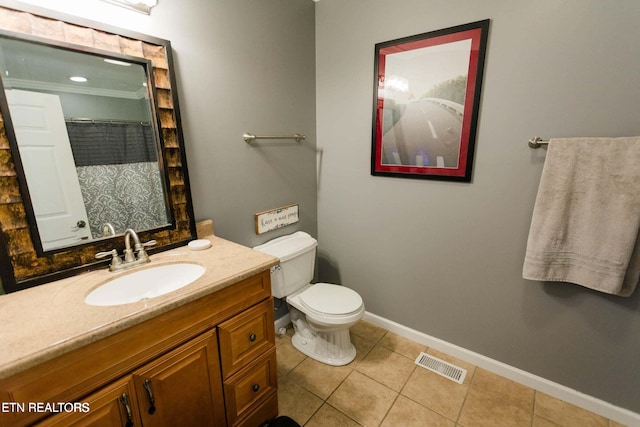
(381, 395, 455, 427)
(533, 415, 562, 426)
(355, 345, 415, 392)
(534, 392, 608, 427)
(275, 321, 621, 427)
(401, 359, 468, 421)
(350, 321, 387, 342)
(458, 387, 532, 427)
(378, 331, 427, 359)
(350, 332, 377, 363)
(277, 375, 324, 425)
(288, 357, 352, 400)
(276, 339, 306, 378)
(471, 367, 534, 412)
(305, 403, 362, 427)
(327, 370, 397, 426)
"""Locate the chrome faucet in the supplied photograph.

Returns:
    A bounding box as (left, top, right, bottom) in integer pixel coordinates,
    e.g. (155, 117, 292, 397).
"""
(95, 228, 156, 272)
(101, 223, 116, 237)
(123, 229, 141, 263)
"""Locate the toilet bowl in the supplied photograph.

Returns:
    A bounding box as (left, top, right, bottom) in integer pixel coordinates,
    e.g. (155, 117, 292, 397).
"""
(253, 231, 364, 366)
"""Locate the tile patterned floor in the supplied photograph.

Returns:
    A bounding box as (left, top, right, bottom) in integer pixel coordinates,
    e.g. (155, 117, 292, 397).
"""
(276, 321, 628, 427)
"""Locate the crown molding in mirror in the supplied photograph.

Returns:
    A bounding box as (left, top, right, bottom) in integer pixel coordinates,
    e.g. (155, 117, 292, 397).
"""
(0, 1, 196, 292)
(100, 0, 158, 15)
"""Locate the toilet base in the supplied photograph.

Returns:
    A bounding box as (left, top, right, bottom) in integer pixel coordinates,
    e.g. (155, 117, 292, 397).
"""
(290, 310, 357, 366)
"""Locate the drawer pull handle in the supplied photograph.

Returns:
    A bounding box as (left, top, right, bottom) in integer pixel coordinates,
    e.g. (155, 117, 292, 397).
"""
(143, 379, 157, 414)
(249, 333, 257, 342)
(119, 393, 134, 427)
(252, 384, 260, 392)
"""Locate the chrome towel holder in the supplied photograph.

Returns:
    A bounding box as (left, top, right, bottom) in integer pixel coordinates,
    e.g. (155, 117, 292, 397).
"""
(528, 136, 549, 148)
(243, 132, 306, 143)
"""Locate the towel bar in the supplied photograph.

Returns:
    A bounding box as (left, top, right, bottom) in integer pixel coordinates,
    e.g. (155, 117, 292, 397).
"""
(528, 137, 549, 148)
(243, 132, 306, 143)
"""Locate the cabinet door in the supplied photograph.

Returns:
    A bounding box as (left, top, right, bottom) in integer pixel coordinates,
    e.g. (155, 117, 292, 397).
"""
(132, 329, 226, 427)
(36, 376, 141, 427)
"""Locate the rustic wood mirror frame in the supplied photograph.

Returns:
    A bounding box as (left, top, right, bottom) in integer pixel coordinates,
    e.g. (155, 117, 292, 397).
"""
(0, 2, 196, 293)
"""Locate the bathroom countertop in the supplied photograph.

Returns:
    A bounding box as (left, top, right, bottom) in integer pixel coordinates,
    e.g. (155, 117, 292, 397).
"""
(0, 235, 279, 380)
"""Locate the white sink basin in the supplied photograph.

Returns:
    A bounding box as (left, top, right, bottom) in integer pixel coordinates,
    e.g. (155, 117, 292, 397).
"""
(85, 263, 206, 306)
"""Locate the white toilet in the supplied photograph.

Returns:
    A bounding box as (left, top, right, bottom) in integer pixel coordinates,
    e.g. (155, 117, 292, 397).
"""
(254, 231, 364, 366)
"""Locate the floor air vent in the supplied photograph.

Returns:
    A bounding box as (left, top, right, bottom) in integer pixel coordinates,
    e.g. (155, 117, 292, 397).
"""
(414, 352, 467, 384)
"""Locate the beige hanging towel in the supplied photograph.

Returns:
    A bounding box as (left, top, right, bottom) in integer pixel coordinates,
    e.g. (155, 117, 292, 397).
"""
(523, 137, 640, 296)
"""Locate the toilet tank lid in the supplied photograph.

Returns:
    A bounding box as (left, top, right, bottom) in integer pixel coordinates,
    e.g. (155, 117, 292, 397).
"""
(253, 231, 317, 262)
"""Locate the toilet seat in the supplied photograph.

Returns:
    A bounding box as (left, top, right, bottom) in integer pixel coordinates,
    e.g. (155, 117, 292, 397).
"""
(298, 283, 363, 316)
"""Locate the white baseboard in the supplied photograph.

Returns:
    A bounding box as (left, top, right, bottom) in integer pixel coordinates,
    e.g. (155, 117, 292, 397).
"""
(274, 313, 291, 333)
(363, 311, 640, 427)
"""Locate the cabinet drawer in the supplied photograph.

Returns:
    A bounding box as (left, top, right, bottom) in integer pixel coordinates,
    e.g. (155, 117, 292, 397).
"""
(234, 392, 278, 427)
(218, 298, 275, 377)
(223, 349, 277, 426)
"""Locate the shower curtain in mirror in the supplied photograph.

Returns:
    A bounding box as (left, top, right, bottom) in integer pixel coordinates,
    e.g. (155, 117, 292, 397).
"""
(66, 121, 168, 239)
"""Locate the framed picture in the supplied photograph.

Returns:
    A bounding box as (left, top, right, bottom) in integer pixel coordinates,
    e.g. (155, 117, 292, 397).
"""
(371, 20, 490, 182)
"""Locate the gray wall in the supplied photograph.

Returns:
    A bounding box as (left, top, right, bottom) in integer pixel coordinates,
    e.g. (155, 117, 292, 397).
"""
(19, 0, 318, 248)
(316, 0, 640, 413)
(163, 0, 317, 247)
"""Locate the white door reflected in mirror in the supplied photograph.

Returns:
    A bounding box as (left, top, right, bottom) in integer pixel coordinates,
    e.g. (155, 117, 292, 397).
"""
(6, 89, 92, 251)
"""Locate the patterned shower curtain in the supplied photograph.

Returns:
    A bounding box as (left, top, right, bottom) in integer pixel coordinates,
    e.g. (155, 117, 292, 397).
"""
(66, 121, 169, 239)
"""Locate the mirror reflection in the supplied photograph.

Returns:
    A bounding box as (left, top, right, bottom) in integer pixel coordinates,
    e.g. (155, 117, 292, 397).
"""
(0, 36, 170, 252)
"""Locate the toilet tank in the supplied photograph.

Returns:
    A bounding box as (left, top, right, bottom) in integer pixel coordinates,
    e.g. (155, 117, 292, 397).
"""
(253, 231, 317, 298)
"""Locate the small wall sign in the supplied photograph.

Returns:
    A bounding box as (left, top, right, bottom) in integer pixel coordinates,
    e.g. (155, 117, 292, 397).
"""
(255, 204, 299, 235)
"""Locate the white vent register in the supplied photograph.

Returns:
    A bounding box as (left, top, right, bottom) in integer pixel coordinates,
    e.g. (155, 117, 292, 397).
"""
(414, 352, 467, 384)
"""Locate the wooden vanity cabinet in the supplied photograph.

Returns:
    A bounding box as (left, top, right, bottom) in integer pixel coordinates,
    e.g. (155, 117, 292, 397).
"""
(0, 270, 278, 427)
(36, 377, 143, 427)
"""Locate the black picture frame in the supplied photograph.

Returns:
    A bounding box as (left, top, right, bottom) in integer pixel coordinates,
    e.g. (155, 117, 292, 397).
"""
(371, 19, 490, 182)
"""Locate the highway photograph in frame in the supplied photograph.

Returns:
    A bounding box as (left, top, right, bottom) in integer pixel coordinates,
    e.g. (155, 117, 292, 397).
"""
(371, 20, 489, 182)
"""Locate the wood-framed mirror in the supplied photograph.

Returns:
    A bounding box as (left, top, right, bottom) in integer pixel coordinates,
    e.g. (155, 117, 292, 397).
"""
(0, 1, 196, 293)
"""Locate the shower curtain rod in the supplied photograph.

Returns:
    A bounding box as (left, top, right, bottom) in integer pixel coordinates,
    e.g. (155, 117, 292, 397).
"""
(66, 118, 151, 126)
